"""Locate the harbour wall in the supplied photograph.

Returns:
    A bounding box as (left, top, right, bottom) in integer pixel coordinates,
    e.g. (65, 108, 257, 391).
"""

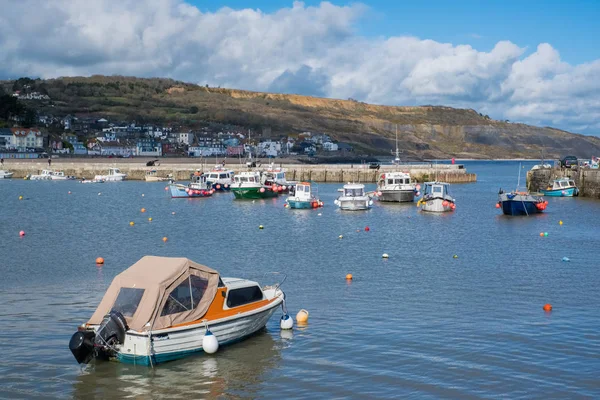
(3, 161, 477, 183)
(527, 167, 600, 199)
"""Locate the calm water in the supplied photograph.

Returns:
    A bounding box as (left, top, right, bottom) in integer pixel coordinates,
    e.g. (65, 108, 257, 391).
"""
(1, 161, 599, 399)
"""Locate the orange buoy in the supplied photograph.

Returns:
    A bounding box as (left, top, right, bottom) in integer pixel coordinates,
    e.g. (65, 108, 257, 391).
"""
(495, 203, 500, 208)
(296, 309, 309, 323)
(96, 257, 104, 265)
(141, 208, 146, 213)
(162, 237, 168, 242)
(539, 232, 544, 237)
(543, 304, 552, 312)
(346, 273, 353, 280)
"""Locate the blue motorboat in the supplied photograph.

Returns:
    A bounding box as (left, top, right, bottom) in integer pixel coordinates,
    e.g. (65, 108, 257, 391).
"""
(497, 163, 547, 216)
(169, 174, 213, 198)
(540, 177, 579, 197)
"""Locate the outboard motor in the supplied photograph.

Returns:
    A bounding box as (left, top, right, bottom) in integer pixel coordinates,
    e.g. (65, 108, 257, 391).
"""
(94, 311, 128, 359)
(69, 330, 96, 364)
(69, 311, 128, 364)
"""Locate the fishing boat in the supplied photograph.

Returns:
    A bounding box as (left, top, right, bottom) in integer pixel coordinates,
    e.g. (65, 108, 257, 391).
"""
(94, 167, 127, 182)
(261, 164, 295, 193)
(540, 177, 579, 197)
(231, 171, 278, 199)
(417, 182, 456, 212)
(0, 170, 13, 179)
(377, 171, 418, 203)
(205, 166, 234, 191)
(285, 182, 323, 209)
(145, 170, 170, 182)
(334, 183, 374, 211)
(29, 170, 76, 180)
(69, 256, 286, 366)
(169, 174, 214, 198)
(497, 163, 547, 215)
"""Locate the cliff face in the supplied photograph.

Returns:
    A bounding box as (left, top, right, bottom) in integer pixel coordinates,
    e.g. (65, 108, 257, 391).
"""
(3, 76, 599, 159)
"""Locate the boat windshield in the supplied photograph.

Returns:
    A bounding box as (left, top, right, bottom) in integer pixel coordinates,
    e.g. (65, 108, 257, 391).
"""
(569, 180, 575, 186)
(209, 174, 218, 179)
(277, 173, 285, 179)
(345, 188, 364, 196)
(219, 173, 228, 179)
(111, 288, 145, 318)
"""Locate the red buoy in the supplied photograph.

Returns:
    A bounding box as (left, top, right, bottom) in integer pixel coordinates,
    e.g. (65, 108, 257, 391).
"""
(543, 304, 552, 312)
(365, 226, 370, 232)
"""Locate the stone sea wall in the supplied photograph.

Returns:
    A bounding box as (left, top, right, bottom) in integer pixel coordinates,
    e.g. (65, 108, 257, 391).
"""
(527, 167, 600, 199)
(3, 161, 477, 184)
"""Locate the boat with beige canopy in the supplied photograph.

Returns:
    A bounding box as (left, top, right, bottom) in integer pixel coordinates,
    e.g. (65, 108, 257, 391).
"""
(69, 256, 286, 365)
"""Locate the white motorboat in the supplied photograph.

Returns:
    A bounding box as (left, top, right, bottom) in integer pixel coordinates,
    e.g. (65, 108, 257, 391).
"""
(145, 170, 169, 182)
(334, 183, 374, 211)
(29, 170, 76, 180)
(94, 167, 127, 182)
(205, 166, 234, 191)
(0, 170, 13, 179)
(418, 182, 455, 212)
(69, 256, 286, 366)
(377, 171, 418, 202)
(261, 163, 295, 193)
(80, 178, 105, 184)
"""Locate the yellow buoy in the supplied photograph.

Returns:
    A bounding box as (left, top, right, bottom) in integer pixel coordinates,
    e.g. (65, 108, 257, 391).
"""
(338, 235, 343, 239)
(129, 221, 135, 226)
(162, 237, 168, 242)
(296, 309, 309, 324)
(259, 225, 264, 229)
(148, 217, 153, 222)
(453, 254, 458, 259)
(559, 220, 563, 226)
(18, 195, 23, 200)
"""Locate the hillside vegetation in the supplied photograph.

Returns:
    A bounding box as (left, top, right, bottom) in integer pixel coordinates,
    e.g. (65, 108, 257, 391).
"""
(2, 75, 599, 159)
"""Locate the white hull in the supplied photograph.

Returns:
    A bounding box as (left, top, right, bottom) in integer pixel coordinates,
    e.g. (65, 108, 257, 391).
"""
(336, 196, 372, 211)
(30, 175, 52, 180)
(95, 174, 126, 182)
(0, 171, 14, 179)
(114, 289, 283, 364)
(420, 198, 454, 212)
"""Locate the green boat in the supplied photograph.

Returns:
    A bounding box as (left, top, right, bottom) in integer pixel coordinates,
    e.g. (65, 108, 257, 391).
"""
(231, 171, 279, 199)
(286, 181, 323, 209)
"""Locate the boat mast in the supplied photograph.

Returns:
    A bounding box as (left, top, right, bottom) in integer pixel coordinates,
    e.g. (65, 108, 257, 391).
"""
(516, 162, 522, 191)
(392, 124, 401, 165)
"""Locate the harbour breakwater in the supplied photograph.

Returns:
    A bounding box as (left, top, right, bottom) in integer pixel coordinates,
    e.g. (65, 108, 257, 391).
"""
(527, 167, 600, 199)
(3, 161, 476, 183)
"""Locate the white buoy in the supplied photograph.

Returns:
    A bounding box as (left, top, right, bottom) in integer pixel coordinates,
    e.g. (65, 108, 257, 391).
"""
(382, 253, 389, 259)
(280, 314, 294, 330)
(317, 213, 322, 216)
(202, 329, 219, 354)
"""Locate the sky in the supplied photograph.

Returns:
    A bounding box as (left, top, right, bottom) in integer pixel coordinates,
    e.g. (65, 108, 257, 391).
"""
(0, 0, 599, 135)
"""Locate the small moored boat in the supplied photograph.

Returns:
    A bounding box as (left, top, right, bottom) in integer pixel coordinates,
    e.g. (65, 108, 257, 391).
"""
(418, 182, 455, 212)
(540, 177, 579, 197)
(94, 167, 127, 182)
(286, 182, 323, 209)
(145, 170, 169, 182)
(205, 166, 234, 191)
(231, 171, 278, 199)
(169, 174, 214, 198)
(80, 178, 105, 184)
(30, 170, 76, 180)
(0, 170, 13, 179)
(261, 164, 295, 193)
(69, 256, 286, 365)
(376, 171, 418, 203)
(334, 183, 373, 211)
(497, 190, 547, 215)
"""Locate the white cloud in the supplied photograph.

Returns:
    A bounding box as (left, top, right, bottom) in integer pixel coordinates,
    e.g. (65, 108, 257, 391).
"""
(0, 0, 598, 134)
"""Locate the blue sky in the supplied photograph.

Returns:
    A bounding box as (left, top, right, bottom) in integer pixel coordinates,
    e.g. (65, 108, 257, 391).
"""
(190, 0, 600, 64)
(1, 0, 599, 134)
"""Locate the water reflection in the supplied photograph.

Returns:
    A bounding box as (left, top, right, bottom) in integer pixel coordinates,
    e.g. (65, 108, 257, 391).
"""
(72, 330, 280, 399)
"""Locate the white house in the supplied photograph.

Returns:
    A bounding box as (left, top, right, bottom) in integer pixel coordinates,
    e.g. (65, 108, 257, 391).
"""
(323, 141, 339, 151)
(257, 140, 280, 157)
(188, 146, 226, 157)
(11, 128, 44, 150)
(178, 132, 193, 145)
(100, 142, 136, 157)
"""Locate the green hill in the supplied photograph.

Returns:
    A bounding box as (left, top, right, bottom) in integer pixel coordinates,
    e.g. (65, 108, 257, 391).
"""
(2, 75, 599, 159)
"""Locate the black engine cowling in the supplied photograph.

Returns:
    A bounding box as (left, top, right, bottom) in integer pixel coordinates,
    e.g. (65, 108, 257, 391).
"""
(69, 311, 128, 364)
(69, 330, 96, 364)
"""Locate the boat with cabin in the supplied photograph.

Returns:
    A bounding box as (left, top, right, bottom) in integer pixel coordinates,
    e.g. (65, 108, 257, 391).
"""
(80, 178, 105, 184)
(540, 177, 579, 197)
(286, 182, 323, 209)
(94, 167, 127, 182)
(418, 182, 456, 212)
(205, 166, 234, 191)
(231, 171, 278, 199)
(377, 171, 418, 202)
(169, 174, 214, 198)
(29, 170, 76, 180)
(68, 256, 286, 366)
(0, 170, 13, 179)
(261, 164, 295, 193)
(497, 163, 547, 216)
(334, 183, 374, 211)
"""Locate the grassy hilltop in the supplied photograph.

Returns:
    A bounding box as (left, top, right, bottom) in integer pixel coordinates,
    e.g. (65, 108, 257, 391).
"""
(2, 75, 599, 159)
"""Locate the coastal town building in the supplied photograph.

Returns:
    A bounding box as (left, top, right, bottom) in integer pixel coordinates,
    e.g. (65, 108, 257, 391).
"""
(11, 128, 44, 150)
